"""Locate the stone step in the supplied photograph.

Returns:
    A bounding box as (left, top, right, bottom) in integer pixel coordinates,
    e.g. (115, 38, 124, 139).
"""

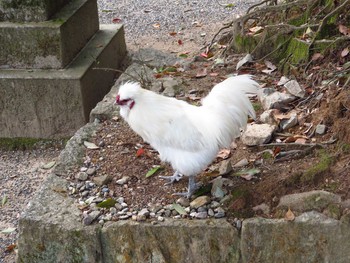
(0, 0, 71, 22)
(0, 0, 99, 69)
(0, 24, 126, 138)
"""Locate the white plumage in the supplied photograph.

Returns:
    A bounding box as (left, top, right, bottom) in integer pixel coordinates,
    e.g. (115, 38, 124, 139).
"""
(116, 75, 259, 197)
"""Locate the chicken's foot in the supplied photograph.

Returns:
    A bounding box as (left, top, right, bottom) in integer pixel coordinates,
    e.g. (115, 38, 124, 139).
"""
(172, 175, 200, 199)
(159, 171, 183, 185)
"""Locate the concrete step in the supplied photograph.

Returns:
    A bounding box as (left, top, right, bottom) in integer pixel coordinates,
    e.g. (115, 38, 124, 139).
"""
(0, 0, 99, 69)
(0, 24, 126, 138)
(0, 0, 71, 22)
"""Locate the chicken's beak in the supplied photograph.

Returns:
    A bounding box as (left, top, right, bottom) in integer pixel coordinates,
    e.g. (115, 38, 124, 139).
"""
(115, 95, 120, 105)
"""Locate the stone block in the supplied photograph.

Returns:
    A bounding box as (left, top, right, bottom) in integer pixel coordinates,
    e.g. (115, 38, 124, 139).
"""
(101, 220, 240, 263)
(0, 24, 126, 138)
(241, 211, 350, 263)
(0, 0, 71, 22)
(0, 0, 99, 69)
(17, 174, 103, 263)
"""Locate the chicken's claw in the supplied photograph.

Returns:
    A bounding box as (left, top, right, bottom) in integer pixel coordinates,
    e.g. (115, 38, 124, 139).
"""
(172, 176, 200, 199)
(159, 171, 183, 185)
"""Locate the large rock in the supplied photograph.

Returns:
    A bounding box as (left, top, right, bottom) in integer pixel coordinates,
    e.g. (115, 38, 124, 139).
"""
(241, 123, 276, 146)
(101, 220, 240, 263)
(241, 211, 350, 263)
(258, 88, 296, 110)
(0, 24, 126, 138)
(0, 0, 71, 22)
(277, 190, 341, 213)
(0, 0, 99, 69)
(17, 174, 103, 263)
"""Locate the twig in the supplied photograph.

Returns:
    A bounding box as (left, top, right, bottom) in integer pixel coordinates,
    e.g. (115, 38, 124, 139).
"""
(247, 0, 274, 14)
(311, 0, 350, 46)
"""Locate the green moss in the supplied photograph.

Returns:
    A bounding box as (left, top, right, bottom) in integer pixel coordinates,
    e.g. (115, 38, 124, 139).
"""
(301, 151, 333, 183)
(252, 102, 262, 112)
(283, 172, 302, 187)
(286, 38, 310, 65)
(262, 151, 273, 160)
(233, 34, 258, 53)
(0, 137, 67, 150)
(324, 203, 341, 219)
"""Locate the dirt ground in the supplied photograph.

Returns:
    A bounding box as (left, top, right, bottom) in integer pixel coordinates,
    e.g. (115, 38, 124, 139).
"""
(86, 53, 350, 220)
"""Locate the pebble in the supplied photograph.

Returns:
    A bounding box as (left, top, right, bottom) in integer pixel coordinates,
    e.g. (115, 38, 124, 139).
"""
(117, 197, 125, 204)
(75, 172, 88, 181)
(94, 174, 113, 186)
(208, 209, 215, 217)
(81, 191, 89, 197)
(316, 124, 326, 135)
(116, 176, 130, 185)
(190, 196, 211, 209)
(176, 197, 190, 207)
(149, 203, 163, 213)
(195, 211, 208, 219)
(86, 167, 96, 176)
(83, 210, 100, 225)
(119, 215, 131, 220)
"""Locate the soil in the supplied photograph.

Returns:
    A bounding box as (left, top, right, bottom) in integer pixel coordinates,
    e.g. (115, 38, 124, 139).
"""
(85, 54, 350, 220)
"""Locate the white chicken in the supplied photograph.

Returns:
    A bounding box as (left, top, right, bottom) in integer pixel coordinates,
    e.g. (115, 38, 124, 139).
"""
(116, 75, 259, 198)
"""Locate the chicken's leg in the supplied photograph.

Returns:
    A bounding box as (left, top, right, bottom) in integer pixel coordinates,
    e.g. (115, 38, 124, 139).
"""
(159, 170, 183, 185)
(173, 175, 200, 198)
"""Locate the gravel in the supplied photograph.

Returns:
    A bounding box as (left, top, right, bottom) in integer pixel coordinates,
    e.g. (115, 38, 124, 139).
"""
(0, 148, 61, 262)
(97, 0, 257, 52)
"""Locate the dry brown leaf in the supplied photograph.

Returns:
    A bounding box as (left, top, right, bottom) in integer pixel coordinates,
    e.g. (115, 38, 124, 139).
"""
(153, 23, 161, 29)
(217, 149, 231, 159)
(311, 53, 324, 61)
(339, 24, 350, 36)
(195, 68, 208, 78)
(341, 47, 349, 58)
(285, 207, 295, 221)
(249, 26, 264, 34)
(295, 138, 307, 144)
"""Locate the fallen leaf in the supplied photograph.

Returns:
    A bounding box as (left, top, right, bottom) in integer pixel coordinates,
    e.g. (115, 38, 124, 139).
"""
(200, 51, 213, 59)
(225, 3, 235, 8)
(264, 60, 277, 70)
(2, 194, 8, 206)
(234, 168, 260, 180)
(172, 203, 187, 215)
(146, 166, 162, 178)
(42, 161, 56, 169)
(217, 149, 231, 159)
(195, 68, 207, 78)
(1, 227, 16, 234)
(96, 198, 117, 208)
(209, 72, 219, 77)
(178, 39, 183, 45)
(5, 244, 16, 253)
(112, 18, 122, 23)
(178, 53, 188, 58)
(169, 32, 177, 36)
(339, 24, 350, 36)
(153, 23, 161, 29)
(83, 141, 99, 150)
(249, 26, 264, 34)
(277, 76, 290, 86)
(236, 54, 253, 70)
(285, 207, 295, 221)
(295, 138, 307, 144)
(273, 147, 281, 156)
(136, 148, 145, 157)
(311, 53, 324, 61)
(341, 47, 349, 58)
